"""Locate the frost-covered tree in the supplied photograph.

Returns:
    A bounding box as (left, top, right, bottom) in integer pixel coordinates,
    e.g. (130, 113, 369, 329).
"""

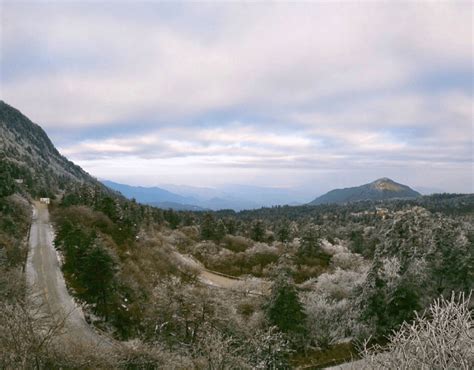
(251, 326, 291, 369)
(363, 292, 473, 369)
(303, 292, 349, 348)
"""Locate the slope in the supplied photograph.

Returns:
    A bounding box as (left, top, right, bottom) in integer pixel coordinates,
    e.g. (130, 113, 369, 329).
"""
(0, 101, 103, 197)
(310, 178, 421, 205)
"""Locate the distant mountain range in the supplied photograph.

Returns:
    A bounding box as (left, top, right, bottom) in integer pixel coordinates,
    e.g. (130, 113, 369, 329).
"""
(310, 178, 421, 205)
(104, 178, 423, 211)
(0, 101, 426, 212)
(102, 180, 310, 211)
(102, 180, 197, 204)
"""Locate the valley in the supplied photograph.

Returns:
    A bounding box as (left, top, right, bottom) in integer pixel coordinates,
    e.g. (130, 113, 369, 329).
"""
(2, 2, 472, 368)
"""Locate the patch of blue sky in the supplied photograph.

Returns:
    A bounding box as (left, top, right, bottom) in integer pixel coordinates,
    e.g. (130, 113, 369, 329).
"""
(382, 127, 430, 142)
(46, 119, 155, 145)
(408, 69, 473, 94)
(0, 47, 110, 84)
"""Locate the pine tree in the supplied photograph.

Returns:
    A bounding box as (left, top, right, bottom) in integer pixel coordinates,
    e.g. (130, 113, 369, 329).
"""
(163, 209, 181, 229)
(277, 222, 291, 243)
(200, 213, 216, 240)
(251, 220, 265, 242)
(213, 220, 227, 243)
(299, 226, 320, 257)
(266, 270, 306, 340)
(79, 240, 117, 320)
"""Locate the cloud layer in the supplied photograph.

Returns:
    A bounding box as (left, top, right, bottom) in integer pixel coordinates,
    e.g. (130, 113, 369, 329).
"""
(1, 1, 472, 193)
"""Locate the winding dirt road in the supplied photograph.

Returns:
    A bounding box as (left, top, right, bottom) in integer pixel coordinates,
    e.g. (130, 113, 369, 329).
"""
(25, 201, 268, 357)
(26, 201, 112, 349)
(173, 252, 271, 295)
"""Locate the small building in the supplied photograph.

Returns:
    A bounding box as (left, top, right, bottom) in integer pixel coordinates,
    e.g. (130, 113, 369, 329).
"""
(40, 197, 50, 205)
(14, 179, 24, 184)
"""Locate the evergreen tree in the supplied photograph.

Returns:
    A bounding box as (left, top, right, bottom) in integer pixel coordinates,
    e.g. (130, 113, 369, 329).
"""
(79, 240, 117, 320)
(163, 209, 181, 229)
(200, 213, 216, 240)
(299, 226, 320, 257)
(277, 222, 291, 243)
(96, 196, 118, 221)
(350, 229, 364, 254)
(0, 163, 15, 197)
(213, 220, 227, 243)
(266, 270, 306, 339)
(385, 275, 421, 332)
(223, 218, 237, 235)
(251, 220, 265, 242)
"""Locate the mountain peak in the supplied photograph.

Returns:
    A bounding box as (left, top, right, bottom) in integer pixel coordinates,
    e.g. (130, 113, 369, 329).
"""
(373, 177, 393, 183)
(371, 178, 404, 192)
(310, 178, 421, 205)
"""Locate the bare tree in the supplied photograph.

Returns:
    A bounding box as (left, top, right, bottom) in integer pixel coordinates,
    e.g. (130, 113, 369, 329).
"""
(363, 292, 473, 369)
(0, 298, 67, 368)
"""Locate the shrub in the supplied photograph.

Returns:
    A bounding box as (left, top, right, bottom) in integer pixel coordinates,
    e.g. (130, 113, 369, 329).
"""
(222, 235, 252, 252)
(315, 268, 367, 300)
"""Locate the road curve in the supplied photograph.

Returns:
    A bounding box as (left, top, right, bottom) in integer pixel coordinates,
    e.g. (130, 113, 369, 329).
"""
(173, 251, 271, 295)
(26, 201, 113, 349)
(324, 358, 367, 369)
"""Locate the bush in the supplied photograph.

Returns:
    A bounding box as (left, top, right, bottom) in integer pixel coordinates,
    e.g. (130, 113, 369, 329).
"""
(315, 268, 367, 301)
(222, 235, 252, 252)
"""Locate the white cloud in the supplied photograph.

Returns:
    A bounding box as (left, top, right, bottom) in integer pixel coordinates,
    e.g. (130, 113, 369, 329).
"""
(1, 1, 472, 192)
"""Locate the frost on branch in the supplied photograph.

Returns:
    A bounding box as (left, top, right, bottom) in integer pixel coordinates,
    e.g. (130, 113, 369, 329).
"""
(363, 292, 474, 369)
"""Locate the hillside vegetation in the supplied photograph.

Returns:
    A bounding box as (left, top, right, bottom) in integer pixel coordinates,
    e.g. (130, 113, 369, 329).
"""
(0, 102, 472, 368)
(310, 178, 421, 205)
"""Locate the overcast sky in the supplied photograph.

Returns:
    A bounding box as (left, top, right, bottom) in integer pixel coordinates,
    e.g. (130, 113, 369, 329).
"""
(1, 1, 472, 194)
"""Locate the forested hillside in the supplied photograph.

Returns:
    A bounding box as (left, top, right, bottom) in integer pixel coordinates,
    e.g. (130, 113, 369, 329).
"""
(9, 183, 472, 367)
(0, 102, 97, 197)
(310, 178, 421, 205)
(0, 102, 472, 368)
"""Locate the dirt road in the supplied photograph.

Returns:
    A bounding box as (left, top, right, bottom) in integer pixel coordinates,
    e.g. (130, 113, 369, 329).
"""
(324, 358, 367, 369)
(173, 252, 271, 295)
(26, 201, 112, 349)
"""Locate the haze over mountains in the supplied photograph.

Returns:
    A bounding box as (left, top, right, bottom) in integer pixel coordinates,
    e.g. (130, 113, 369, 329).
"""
(1, 1, 473, 368)
(103, 180, 310, 211)
(104, 177, 424, 211)
(0, 100, 310, 211)
(0, 100, 442, 212)
(1, 97, 473, 370)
